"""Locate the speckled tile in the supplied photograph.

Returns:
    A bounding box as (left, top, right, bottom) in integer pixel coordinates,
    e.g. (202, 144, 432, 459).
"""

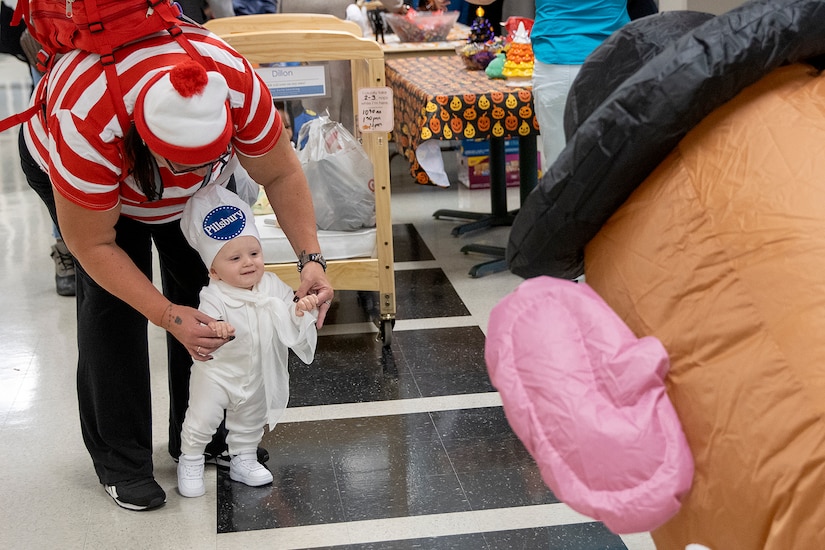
(311, 523, 630, 550)
(482, 522, 628, 549)
(430, 407, 557, 510)
(313, 532, 492, 550)
(217, 463, 344, 533)
(393, 326, 493, 396)
(287, 325, 492, 408)
(218, 411, 469, 532)
(323, 267, 470, 326)
(287, 332, 416, 407)
(393, 268, 471, 320)
(393, 223, 435, 263)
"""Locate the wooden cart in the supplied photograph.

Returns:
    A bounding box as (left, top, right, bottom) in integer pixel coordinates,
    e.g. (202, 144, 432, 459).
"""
(205, 15, 396, 344)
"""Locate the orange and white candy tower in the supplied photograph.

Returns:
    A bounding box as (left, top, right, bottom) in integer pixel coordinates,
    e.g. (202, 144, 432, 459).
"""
(502, 22, 534, 83)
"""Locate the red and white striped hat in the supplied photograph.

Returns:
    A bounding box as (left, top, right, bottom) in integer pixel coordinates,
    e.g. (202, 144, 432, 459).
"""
(134, 60, 233, 165)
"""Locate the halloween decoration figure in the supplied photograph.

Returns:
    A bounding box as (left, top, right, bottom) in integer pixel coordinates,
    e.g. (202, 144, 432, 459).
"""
(468, 6, 495, 43)
(501, 22, 534, 85)
(494, 1, 825, 548)
(485, 52, 506, 79)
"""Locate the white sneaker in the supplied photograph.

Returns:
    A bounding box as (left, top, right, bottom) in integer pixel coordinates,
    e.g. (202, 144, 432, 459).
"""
(229, 452, 273, 487)
(177, 454, 206, 497)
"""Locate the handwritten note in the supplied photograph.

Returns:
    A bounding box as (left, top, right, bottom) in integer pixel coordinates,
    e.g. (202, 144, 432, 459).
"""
(357, 87, 394, 132)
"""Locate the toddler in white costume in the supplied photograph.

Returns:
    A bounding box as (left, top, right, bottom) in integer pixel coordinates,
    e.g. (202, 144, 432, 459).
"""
(178, 184, 319, 497)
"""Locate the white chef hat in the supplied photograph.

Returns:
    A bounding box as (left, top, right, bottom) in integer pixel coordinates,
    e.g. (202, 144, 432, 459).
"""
(134, 60, 233, 165)
(181, 184, 260, 269)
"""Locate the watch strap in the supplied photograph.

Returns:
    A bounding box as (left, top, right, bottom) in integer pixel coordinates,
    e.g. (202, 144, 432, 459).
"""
(297, 252, 326, 272)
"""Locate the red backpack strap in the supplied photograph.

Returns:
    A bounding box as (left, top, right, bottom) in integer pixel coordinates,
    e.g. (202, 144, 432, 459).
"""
(9, 0, 29, 27)
(82, 0, 140, 131)
(0, 51, 52, 134)
(0, 105, 41, 134)
(154, 2, 216, 70)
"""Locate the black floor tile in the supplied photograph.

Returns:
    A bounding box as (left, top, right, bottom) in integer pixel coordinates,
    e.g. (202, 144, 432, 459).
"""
(459, 463, 558, 510)
(324, 268, 469, 326)
(288, 332, 413, 407)
(288, 325, 492, 407)
(393, 223, 435, 263)
(393, 326, 493, 396)
(482, 522, 628, 549)
(393, 268, 470, 319)
(323, 290, 385, 325)
(431, 407, 557, 510)
(217, 464, 345, 533)
(325, 531, 493, 550)
(322, 523, 629, 550)
(219, 412, 467, 533)
(323, 416, 468, 523)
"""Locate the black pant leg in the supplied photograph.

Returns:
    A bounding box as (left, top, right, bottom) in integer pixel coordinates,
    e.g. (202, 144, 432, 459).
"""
(76, 216, 155, 485)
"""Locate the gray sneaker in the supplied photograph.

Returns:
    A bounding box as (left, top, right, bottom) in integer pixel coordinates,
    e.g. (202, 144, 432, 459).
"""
(50, 239, 76, 297)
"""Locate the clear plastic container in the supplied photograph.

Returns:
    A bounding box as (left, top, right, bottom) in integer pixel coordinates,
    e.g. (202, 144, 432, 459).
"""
(383, 11, 460, 43)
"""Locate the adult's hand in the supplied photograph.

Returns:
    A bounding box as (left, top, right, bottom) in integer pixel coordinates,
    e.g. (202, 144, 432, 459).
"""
(163, 303, 233, 361)
(295, 262, 334, 329)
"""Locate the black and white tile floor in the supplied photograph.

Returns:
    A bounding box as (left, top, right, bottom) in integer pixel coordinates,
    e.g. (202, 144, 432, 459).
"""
(0, 56, 655, 549)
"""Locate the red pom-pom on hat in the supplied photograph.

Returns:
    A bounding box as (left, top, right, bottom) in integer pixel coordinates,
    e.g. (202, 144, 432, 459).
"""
(169, 60, 209, 98)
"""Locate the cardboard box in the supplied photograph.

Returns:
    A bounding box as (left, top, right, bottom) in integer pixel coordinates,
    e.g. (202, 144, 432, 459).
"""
(456, 139, 541, 189)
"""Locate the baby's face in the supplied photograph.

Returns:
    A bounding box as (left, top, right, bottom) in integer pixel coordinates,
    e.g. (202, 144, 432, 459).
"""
(210, 235, 264, 289)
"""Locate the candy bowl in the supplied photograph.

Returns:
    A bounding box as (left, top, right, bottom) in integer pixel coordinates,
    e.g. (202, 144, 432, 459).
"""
(383, 11, 460, 43)
(456, 38, 507, 70)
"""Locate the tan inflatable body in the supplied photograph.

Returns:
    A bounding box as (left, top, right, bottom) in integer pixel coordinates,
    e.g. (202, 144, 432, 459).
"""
(585, 64, 825, 548)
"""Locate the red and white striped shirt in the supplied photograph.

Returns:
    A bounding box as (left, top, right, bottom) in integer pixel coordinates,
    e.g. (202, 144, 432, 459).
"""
(23, 25, 282, 224)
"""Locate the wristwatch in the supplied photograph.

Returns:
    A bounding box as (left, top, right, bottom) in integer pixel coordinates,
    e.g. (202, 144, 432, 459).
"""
(297, 251, 327, 272)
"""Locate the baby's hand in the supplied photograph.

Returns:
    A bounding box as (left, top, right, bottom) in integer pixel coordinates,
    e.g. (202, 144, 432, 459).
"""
(295, 294, 319, 316)
(208, 320, 236, 339)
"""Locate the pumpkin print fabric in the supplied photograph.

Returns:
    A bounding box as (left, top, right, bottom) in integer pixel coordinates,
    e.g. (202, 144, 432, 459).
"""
(385, 56, 540, 185)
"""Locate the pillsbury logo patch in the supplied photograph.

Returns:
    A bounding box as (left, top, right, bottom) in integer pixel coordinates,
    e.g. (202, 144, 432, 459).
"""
(202, 205, 246, 241)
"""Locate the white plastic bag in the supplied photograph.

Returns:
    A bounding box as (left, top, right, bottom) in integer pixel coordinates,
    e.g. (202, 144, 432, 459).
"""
(296, 114, 376, 231)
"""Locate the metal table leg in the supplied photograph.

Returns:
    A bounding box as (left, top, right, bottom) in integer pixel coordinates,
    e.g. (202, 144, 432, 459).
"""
(461, 134, 539, 277)
(432, 136, 514, 236)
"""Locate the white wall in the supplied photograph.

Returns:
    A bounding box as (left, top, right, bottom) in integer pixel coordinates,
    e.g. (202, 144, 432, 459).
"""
(659, 0, 746, 15)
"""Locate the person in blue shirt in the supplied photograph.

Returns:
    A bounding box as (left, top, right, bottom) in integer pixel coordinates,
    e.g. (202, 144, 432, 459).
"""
(474, 0, 630, 166)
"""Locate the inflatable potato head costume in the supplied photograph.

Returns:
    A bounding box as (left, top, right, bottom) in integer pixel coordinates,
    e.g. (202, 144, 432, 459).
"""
(490, 1, 825, 548)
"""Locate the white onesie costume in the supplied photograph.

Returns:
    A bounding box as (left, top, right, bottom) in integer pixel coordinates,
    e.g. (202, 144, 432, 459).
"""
(180, 274, 318, 456)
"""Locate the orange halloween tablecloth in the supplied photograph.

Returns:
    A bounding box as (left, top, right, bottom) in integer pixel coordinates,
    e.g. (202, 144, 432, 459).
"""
(385, 55, 540, 185)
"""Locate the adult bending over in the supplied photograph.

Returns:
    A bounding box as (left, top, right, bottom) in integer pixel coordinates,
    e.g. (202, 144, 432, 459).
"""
(18, 25, 333, 511)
